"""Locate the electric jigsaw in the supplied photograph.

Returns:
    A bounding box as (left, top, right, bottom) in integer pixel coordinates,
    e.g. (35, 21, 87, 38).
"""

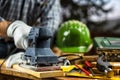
(23, 27, 59, 66)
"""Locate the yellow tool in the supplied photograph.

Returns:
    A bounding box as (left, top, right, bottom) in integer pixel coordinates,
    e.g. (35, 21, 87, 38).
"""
(61, 65, 101, 79)
(61, 65, 82, 72)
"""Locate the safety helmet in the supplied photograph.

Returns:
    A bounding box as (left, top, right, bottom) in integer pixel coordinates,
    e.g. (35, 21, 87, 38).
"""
(56, 20, 93, 53)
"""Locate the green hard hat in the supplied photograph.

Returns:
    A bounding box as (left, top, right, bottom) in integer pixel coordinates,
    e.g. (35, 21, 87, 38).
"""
(56, 20, 93, 53)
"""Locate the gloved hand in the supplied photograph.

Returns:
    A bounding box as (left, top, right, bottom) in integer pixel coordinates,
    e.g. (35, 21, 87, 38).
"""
(7, 21, 32, 49)
(6, 21, 32, 68)
(6, 52, 25, 68)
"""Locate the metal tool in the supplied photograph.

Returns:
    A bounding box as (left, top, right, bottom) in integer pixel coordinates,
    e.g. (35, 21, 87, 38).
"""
(23, 27, 59, 66)
(96, 54, 114, 78)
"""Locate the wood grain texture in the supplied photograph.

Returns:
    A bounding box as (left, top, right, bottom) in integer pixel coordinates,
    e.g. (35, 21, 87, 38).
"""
(0, 59, 64, 80)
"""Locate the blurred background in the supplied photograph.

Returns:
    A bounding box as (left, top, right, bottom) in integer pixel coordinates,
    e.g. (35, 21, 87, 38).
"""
(60, 0, 120, 38)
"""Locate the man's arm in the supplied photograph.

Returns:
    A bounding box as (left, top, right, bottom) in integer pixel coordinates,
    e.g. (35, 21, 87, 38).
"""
(0, 16, 31, 49)
(0, 0, 62, 48)
(37, 0, 62, 34)
(0, 17, 11, 38)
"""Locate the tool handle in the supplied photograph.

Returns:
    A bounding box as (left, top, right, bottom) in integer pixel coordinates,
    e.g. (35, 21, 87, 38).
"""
(84, 61, 92, 68)
(75, 64, 92, 76)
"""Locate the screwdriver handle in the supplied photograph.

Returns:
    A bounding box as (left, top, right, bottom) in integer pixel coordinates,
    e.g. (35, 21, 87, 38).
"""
(84, 61, 92, 68)
(75, 64, 92, 76)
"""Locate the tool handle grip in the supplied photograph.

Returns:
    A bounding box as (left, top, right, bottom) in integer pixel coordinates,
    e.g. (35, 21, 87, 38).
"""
(85, 61, 92, 68)
(75, 64, 92, 76)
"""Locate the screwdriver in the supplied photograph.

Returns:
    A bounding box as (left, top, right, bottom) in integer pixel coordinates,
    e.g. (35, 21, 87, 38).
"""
(84, 60, 94, 75)
(75, 64, 93, 76)
(84, 60, 105, 76)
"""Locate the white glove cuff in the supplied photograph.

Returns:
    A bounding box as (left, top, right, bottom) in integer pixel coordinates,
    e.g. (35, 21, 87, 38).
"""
(7, 21, 27, 37)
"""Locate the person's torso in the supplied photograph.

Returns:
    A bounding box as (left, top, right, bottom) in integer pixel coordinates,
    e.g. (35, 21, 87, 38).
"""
(0, 0, 47, 25)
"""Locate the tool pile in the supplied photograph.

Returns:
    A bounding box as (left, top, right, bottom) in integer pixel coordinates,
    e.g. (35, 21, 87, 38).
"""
(57, 37, 120, 79)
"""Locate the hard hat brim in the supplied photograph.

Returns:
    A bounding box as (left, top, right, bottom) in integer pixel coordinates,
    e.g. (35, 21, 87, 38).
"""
(59, 44, 93, 53)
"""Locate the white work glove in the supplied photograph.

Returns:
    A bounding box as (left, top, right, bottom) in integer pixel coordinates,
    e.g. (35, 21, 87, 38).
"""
(6, 21, 32, 68)
(7, 21, 32, 49)
(6, 52, 25, 68)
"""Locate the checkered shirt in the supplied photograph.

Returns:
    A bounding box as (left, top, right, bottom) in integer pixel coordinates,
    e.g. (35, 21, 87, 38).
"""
(0, 0, 61, 33)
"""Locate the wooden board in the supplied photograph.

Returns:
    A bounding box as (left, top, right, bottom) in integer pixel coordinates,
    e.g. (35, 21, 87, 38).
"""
(0, 59, 64, 80)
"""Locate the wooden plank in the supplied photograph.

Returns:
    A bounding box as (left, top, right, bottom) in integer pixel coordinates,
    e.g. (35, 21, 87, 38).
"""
(55, 77, 98, 80)
(0, 59, 64, 79)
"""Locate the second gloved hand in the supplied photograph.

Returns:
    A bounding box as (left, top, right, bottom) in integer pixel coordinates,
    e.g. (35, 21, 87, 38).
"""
(7, 21, 32, 49)
(6, 52, 25, 68)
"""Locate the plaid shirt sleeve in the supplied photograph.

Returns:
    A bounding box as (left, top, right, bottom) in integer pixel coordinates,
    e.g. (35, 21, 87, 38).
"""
(38, 0, 62, 33)
(0, 0, 62, 34)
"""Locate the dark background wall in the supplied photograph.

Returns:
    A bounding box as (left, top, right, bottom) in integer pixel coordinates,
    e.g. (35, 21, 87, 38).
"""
(60, 0, 120, 38)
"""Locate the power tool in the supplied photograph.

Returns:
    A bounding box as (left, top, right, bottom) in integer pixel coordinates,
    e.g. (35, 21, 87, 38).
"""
(23, 27, 59, 66)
